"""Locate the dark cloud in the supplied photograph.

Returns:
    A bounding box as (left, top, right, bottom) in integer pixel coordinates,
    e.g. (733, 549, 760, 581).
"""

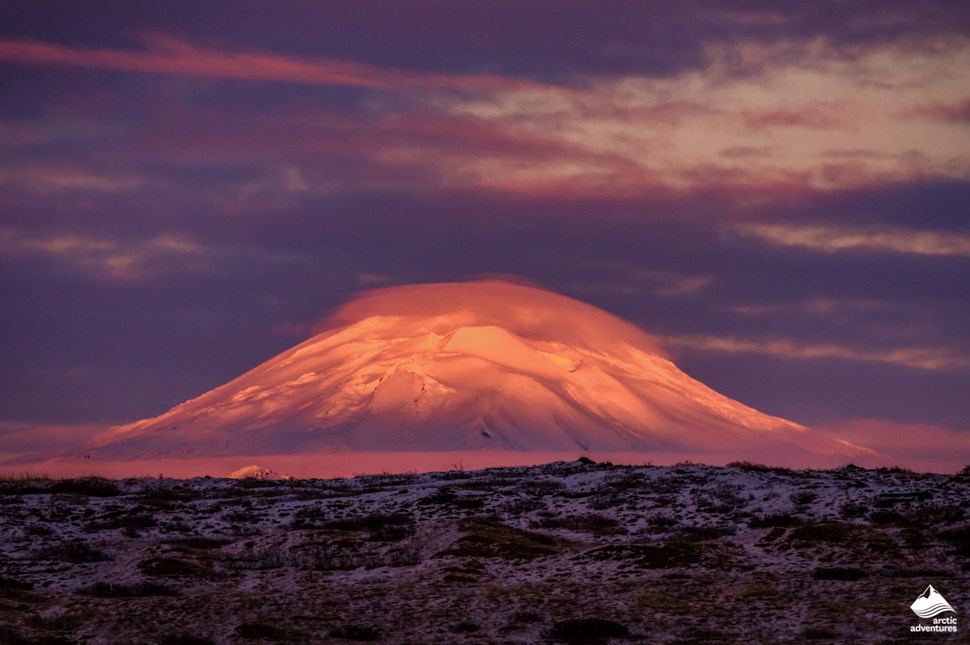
(2, 1, 968, 81)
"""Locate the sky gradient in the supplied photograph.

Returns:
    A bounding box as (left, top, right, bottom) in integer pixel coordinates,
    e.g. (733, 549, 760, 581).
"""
(1, 2, 968, 457)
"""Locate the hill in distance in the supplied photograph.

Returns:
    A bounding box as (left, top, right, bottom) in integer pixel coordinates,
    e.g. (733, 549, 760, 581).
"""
(62, 280, 876, 476)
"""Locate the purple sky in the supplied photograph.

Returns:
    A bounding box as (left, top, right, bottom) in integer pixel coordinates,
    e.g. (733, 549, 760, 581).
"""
(1, 1, 968, 443)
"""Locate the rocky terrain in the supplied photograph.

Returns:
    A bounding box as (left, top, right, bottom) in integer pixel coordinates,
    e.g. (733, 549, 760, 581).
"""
(1, 460, 968, 643)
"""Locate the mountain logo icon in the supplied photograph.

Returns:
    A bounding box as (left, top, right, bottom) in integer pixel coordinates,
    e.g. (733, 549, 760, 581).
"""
(911, 585, 956, 619)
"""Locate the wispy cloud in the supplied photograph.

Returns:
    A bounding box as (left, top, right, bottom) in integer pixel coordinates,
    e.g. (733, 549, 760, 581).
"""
(902, 97, 970, 123)
(664, 334, 968, 371)
(0, 34, 549, 93)
(438, 37, 970, 195)
(736, 223, 970, 256)
(3, 34, 969, 199)
(741, 106, 848, 130)
(0, 230, 203, 281)
(0, 166, 141, 193)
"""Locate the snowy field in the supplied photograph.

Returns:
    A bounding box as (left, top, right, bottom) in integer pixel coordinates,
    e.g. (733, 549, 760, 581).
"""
(1, 460, 968, 643)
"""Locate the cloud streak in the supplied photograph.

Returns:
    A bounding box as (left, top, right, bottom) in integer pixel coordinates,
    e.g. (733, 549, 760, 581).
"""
(664, 335, 968, 371)
(737, 223, 970, 257)
(0, 34, 550, 93)
(0, 230, 204, 281)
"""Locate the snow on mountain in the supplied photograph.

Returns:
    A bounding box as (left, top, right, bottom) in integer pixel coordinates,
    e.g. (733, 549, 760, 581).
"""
(87, 280, 871, 462)
(226, 464, 294, 480)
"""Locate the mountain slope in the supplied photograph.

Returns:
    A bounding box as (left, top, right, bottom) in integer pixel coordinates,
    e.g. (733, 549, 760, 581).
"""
(89, 281, 869, 461)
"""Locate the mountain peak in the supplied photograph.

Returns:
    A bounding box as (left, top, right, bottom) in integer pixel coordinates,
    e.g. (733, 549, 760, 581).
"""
(227, 464, 293, 480)
(88, 281, 871, 464)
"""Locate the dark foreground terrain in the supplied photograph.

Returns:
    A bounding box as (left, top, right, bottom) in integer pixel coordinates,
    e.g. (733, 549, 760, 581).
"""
(1, 460, 968, 643)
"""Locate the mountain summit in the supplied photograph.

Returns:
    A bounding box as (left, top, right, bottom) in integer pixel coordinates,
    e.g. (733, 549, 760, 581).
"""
(90, 281, 867, 462)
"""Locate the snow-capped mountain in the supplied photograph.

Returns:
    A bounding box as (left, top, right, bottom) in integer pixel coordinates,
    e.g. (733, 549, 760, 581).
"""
(226, 464, 294, 480)
(88, 281, 869, 462)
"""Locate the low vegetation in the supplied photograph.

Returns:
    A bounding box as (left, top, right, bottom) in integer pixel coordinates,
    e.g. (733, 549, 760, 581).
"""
(1, 460, 968, 642)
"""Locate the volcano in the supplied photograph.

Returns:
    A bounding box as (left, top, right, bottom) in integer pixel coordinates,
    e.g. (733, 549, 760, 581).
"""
(85, 281, 869, 469)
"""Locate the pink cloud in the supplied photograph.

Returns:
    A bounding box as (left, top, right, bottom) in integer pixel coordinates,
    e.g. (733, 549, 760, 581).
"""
(0, 34, 549, 93)
(0, 421, 104, 465)
(902, 97, 970, 123)
(270, 320, 318, 339)
(742, 107, 848, 130)
(821, 419, 970, 473)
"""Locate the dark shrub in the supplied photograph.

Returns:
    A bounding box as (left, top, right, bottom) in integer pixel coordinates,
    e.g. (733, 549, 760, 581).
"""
(34, 541, 111, 563)
(86, 513, 157, 533)
(727, 461, 794, 475)
(329, 625, 381, 641)
(158, 635, 215, 645)
(813, 567, 867, 581)
(581, 540, 701, 568)
(370, 523, 415, 542)
(749, 513, 802, 528)
(868, 510, 905, 525)
(532, 513, 624, 535)
(139, 557, 216, 578)
(801, 628, 839, 640)
(546, 618, 630, 643)
(437, 518, 559, 560)
(790, 522, 855, 543)
(880, 568, 954, 579)
(138, 485, 195, 503)
(168, 537, 231, 550)
(51, 476, 121, 497)
(417, 488, 484, 509)
(875, 465, 914, 475)
(78, 581, 177, 597)
(938, 526, 970, 557)
(914, 504, 966, 524)
(234, 623, 288, 640)
(0, 476, 51, 496)
(521, 479, 565, 496)
(0, 626, 28, 645)
(676, 627, 736, 642)
(648, 514, 679, 530)
(322, 512, 410, 531)
(728, 461, 770, 472)
(677, 525, 734, 541)
(449, 622, 480, 633)
(0, 576, 33, 592)
(790, 491, 818, 506)
(839, 501, 867, 519)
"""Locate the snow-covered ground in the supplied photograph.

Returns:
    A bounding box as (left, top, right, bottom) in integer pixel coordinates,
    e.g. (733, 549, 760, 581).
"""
(1, 460, 968, 643)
